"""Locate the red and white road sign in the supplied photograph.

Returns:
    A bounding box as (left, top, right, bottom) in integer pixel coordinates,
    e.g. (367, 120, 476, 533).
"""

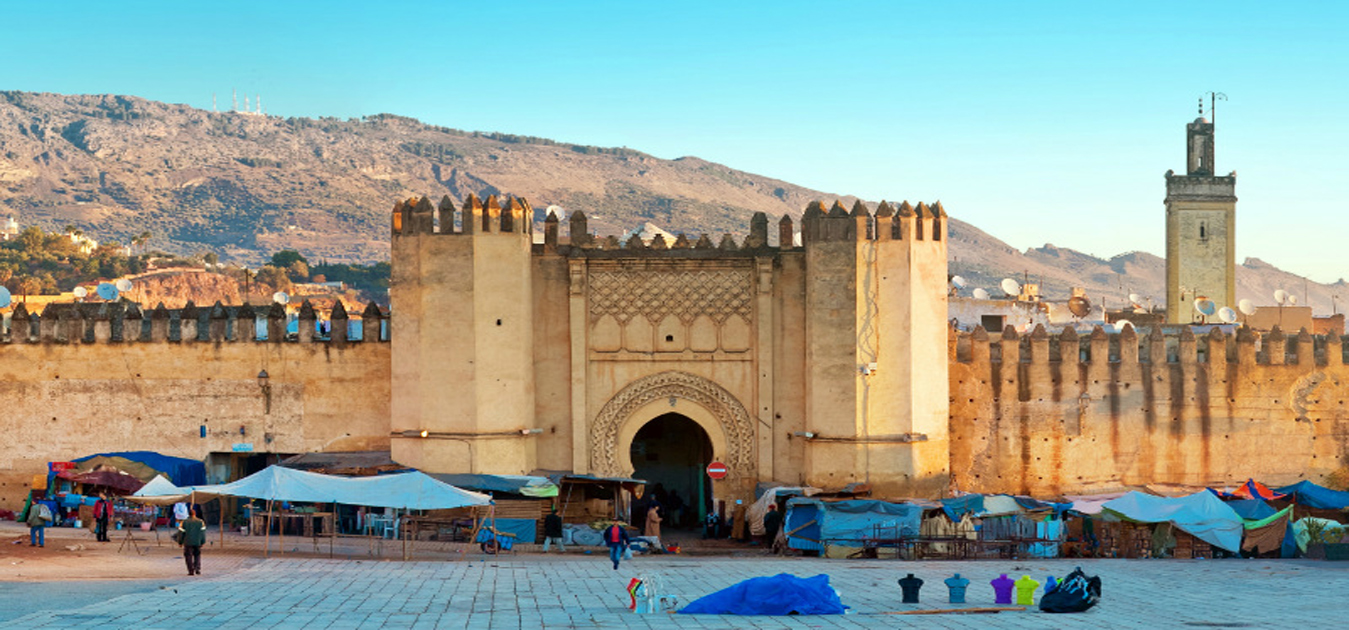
(706, 461, 728, 480)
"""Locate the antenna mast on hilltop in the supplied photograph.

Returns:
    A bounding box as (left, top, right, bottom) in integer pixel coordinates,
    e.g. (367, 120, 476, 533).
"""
(232, 89, 238, 113)
(212, 93, 217, 113)
(256, 94, 262, 115)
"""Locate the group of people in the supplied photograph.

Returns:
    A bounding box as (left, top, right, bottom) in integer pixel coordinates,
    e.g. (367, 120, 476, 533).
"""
(23, 492, 116, 547)
(22, 491, 206, 576)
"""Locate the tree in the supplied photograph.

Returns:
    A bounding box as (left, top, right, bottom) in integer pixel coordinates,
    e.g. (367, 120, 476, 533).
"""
(18, 226, 44, 252)
(254, 265, 292, 293)
(202, 251, 219, 267)
(17, 276, 41, 301)
(270, 250, 308, 268)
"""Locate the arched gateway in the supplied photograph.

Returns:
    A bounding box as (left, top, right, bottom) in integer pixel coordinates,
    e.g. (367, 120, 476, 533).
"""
(590, 371, 756, 485)
(390, 196, 951, 498)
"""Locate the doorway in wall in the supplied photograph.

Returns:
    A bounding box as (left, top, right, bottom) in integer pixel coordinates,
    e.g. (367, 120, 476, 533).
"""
(629, 413, 712, 530)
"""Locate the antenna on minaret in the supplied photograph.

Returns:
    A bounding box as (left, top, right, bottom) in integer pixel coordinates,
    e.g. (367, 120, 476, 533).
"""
(1201, 91, 1228, 125)
(232, 89, 238, 113)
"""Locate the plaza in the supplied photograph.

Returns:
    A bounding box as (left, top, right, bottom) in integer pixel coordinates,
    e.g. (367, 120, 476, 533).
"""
(3, 524, 1345, 629)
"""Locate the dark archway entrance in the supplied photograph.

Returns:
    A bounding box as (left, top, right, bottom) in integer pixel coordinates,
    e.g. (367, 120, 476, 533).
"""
(630, 413, 712, 530)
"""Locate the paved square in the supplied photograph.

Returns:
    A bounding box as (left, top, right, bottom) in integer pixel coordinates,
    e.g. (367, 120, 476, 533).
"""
(7, 553, 1348, 629)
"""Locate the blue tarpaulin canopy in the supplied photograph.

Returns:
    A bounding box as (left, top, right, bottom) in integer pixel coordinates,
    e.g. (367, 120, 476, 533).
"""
(784, 499, 922, 550)
(429, 473, 559, 498)
(1276, 481, 1349, 510)
(1102, 491, 1243, 552)
(679, 574, 846, 616)
(941, 494, 984, 521)
(1225, 499, 1277, 521)
(73, 451, 206, 486)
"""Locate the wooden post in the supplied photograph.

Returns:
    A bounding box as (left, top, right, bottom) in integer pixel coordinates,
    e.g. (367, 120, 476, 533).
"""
(218, 499, 225, 550)
(330, 502, 336, 559)
(264, 499, 274, 558)
(279, 504, 285, 556)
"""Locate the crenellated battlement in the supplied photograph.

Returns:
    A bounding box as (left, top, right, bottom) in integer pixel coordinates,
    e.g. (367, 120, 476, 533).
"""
(391, 194, 533, 237)
(4, 299, 387, 344)
(951, 324, 1345, 368)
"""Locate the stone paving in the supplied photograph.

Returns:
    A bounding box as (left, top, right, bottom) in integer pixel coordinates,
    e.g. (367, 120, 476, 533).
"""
(8, 554, 1349, 629)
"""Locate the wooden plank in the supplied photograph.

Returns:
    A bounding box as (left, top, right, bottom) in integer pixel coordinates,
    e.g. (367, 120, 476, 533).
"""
(880, 606, 1026, 615)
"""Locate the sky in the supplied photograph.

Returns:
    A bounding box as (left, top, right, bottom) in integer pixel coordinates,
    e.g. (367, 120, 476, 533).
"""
(2, 1, 1346, 282)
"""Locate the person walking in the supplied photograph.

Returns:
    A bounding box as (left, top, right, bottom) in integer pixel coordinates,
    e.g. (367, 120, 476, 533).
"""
(26, 497, 53, 547)
(93, 493, 113, 542)
(603, 521, 630, 571)
(542, 507, 565, 553)
(178, 507, 207, 576)
(762, 503, 783, 552)
(644, 503, 663, 543)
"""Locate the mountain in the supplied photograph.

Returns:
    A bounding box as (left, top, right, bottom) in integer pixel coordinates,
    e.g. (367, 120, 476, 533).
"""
(0, 91, 1342, 314)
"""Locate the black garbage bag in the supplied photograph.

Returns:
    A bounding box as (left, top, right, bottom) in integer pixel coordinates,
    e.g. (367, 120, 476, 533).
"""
(1039, 566, 1101, 613)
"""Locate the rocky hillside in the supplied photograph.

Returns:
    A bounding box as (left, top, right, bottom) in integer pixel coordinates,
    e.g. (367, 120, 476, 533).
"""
(0, 91, 1341, 313)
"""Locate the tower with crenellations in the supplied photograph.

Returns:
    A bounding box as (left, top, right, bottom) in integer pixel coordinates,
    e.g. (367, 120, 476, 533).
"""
(389, 194, 539, 475)
(1165, 113, 1237, 323)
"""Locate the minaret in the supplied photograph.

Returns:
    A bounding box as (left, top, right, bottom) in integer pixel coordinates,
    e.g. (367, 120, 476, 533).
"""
(1165, 106, 1237, 324)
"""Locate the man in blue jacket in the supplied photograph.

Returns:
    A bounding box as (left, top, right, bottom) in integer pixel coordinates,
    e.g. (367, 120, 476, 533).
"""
(603, 521, 630, 570)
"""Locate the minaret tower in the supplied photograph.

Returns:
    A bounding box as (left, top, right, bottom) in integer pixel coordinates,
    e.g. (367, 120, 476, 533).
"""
(1165, 101, 1237, 323)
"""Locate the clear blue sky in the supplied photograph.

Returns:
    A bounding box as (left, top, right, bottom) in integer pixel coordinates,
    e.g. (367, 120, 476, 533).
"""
(3, 1, 1346, 282)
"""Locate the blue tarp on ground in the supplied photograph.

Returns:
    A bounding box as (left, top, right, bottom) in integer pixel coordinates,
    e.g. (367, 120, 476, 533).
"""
(1102, 491, 1243, 552)
(679, 574, 846, 615)
(73, 451, 206, 486)
(1226, 499, 1276, 521)
(1276, 481, 1349, 510)
(784, 499, 922, 549)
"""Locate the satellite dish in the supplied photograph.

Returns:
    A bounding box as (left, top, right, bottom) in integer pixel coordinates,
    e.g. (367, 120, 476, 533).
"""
(1128, 293, 1142, 306)
(972, 288, 991, 300)
(1274, 289, 1289, 305)
(115, 278, 133, 292)
(96, 282, 119, 301)
(272, 292, 290, 305)
(1068, 295, 1091, 318)
(1238, 299, 1256, 315)
(1194, 298, 1216, 316)
(73, 286, 88, 299)
(1218, 307, 1237, 324)
(0, 286, 10, 309)
(1115, 319, 1133, 333)
(951, 275, 967, 289)
(1288, 294, 1298, 306)
(1001, 278, 1021, 297)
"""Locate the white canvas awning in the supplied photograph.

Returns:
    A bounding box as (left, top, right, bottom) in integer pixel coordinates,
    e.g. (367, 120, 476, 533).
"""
(127, 474, 198, 506)
(191, 465, 491, 510)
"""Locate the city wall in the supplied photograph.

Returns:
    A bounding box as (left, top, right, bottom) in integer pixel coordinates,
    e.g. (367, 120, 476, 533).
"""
(949, 324, 1349, 496)
(0, 301, 391, 510)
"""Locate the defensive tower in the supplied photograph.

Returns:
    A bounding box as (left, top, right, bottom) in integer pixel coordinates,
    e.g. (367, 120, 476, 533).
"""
(390, 194, 538, 474)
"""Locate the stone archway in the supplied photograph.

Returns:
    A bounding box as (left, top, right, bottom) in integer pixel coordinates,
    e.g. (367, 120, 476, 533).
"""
(590, 371, 756, 484)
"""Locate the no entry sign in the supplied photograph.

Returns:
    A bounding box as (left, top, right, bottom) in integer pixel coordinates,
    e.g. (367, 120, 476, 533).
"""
(706, 461, 728, 480)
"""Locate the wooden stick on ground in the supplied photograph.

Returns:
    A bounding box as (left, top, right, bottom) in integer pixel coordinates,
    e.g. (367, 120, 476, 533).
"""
(881, 606, 1026, 615)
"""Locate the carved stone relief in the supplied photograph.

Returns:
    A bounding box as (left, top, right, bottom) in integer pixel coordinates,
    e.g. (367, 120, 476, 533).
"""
(590, 371, 755, 480)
